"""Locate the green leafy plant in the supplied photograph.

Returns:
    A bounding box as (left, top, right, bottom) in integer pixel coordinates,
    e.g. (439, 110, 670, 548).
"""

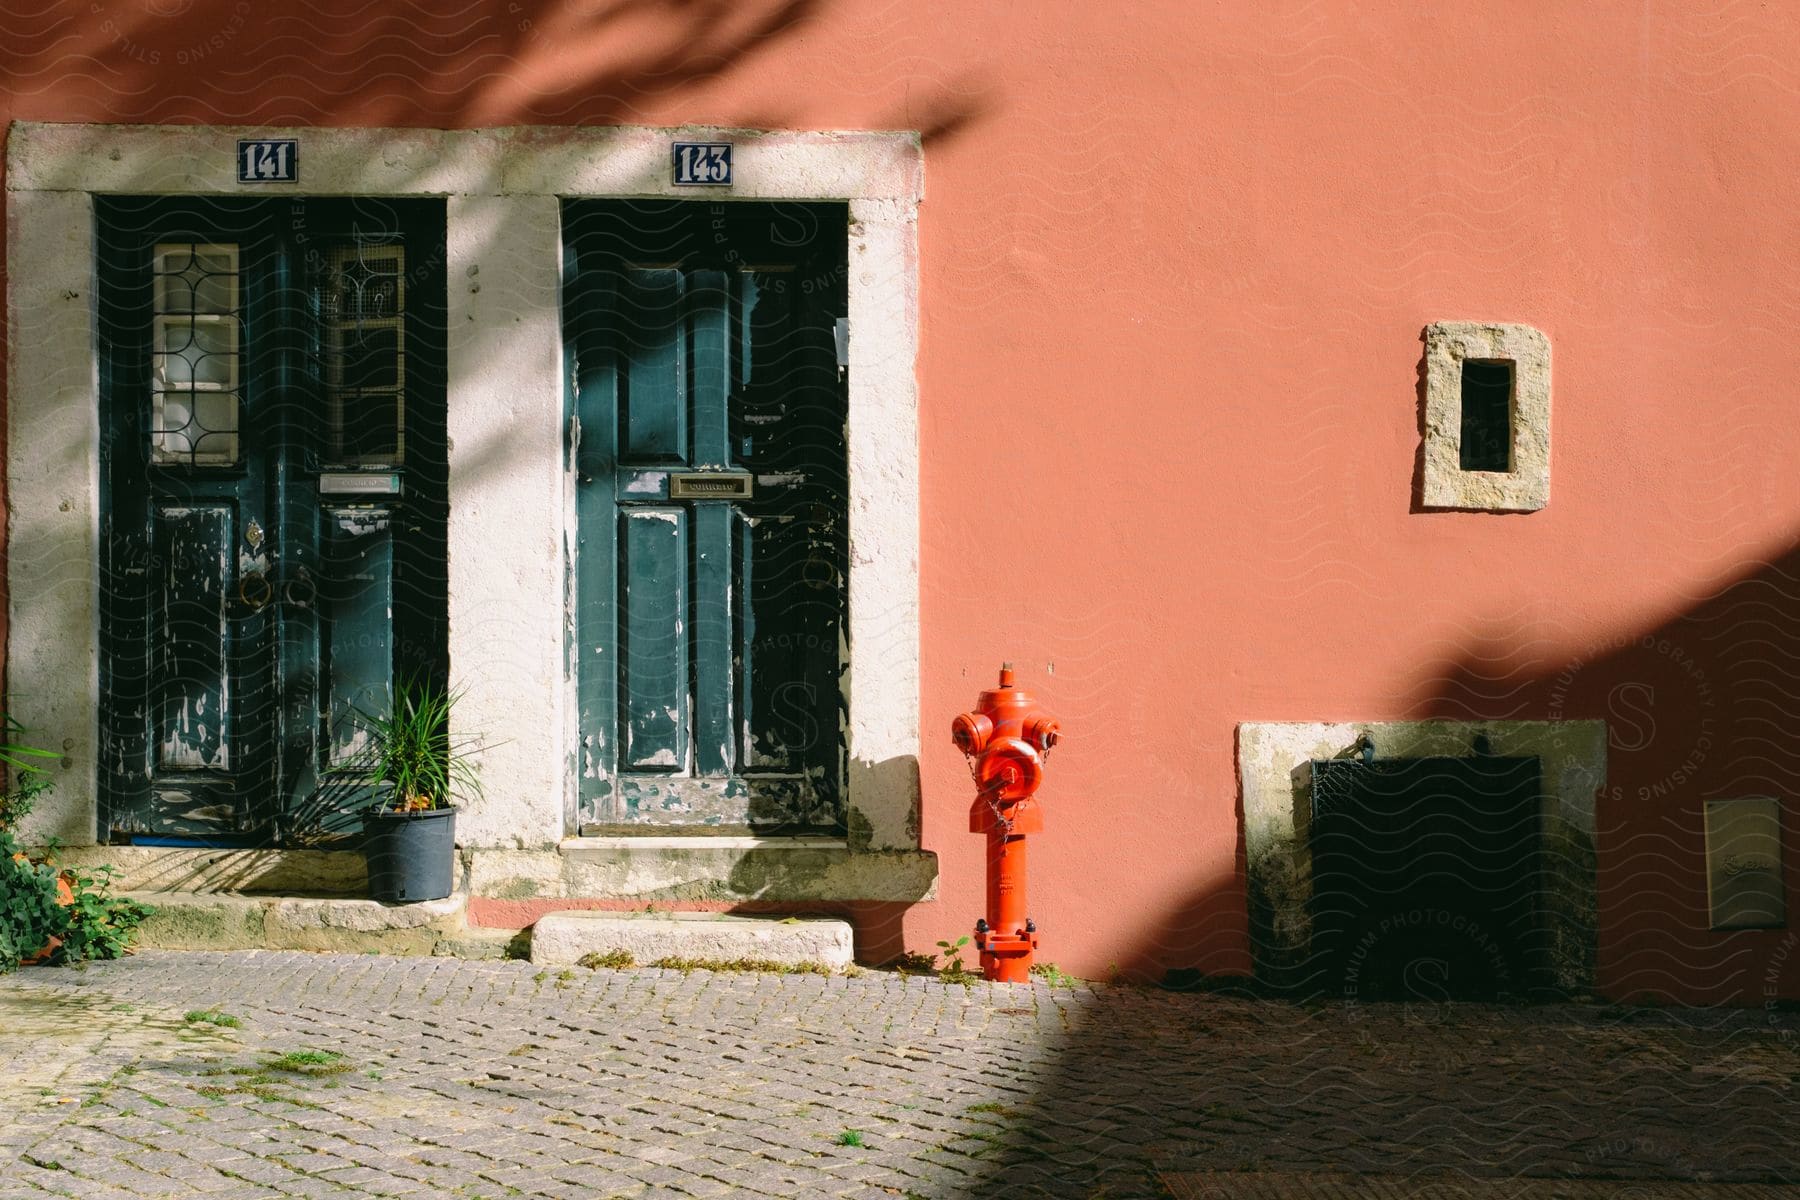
(57, 864, 154, 964)
(0, 712, 60, 836)
(0, 714, 60, 785)
(936, 935, 973, 980)
(892, 950, 937, 975)
(0, 718, 156, 971)
(353, 677, 484, 813)
(0, 830, 71, 974)
(0, 772, 53, 835)
(836, 1129, 865, 1147)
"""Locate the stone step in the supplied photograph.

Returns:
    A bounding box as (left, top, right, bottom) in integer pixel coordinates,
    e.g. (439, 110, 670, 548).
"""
(55, 846, 367, 895)
(125, 889, 482, 956)
(529, 910, 854, 970)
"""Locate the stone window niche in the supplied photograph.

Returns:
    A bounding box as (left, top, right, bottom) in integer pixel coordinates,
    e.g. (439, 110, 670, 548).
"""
(1705, 797, 1786, 930)
(1237, 720, 1604, 996)
(1421, 321, 1551, 512)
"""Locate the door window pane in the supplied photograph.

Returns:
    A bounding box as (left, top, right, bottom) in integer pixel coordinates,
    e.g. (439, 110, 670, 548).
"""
(322, 244, 406, 464)
(155, 246, 237, 314)
(153, 315, 238, 388)
(150, 244, 240, 465)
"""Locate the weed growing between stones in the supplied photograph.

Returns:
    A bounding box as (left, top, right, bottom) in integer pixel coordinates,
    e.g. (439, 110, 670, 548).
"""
(936, 935, 973, 978)
(264, 1050, 351, 1076)
(649, 956, 833, 976)
(183, 1008, 242, 1028)
(577, 948, 635, 969)
(891, 939, 982, 984)
(966, 1102, 1021, 1117)
(568, 949, 847, 976)
(188, 1049, 352, 1108)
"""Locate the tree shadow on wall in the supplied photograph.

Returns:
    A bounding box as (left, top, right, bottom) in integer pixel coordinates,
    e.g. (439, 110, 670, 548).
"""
(0, 0, 989, 133)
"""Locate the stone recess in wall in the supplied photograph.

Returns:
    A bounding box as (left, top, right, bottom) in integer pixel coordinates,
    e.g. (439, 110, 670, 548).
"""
(1236, 719, 1605, 996)
(1704, 797, 1786, 930)
(1421, 320, 1551, 512)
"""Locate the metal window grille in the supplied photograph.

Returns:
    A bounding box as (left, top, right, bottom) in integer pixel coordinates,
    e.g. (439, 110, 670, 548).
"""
(150, 243, 240, 465)
(322, 243, 406, 465)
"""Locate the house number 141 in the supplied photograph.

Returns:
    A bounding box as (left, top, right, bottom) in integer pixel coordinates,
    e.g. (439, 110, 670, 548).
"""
(237, 139, 298, 183)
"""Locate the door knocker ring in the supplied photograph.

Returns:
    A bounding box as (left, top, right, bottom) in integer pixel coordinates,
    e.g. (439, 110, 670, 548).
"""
(239, 571, 273, 611)
(284, 570, 317, 609)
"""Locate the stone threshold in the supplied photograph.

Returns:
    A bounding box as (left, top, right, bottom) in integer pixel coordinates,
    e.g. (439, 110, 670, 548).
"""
(529, 910, 855, 970)
(561, 835, 849, 853)
(45, 839, 938, 906)
(468, 839, 939, 903)
(123, 886, 519, 960)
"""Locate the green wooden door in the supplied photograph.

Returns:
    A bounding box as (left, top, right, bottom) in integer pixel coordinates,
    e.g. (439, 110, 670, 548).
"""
(565, 201, 848, 834)
(97, 197, 448, 845)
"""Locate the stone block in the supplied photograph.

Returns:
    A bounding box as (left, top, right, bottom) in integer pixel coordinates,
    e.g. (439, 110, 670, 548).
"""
(529, 911, 854, 970)
(126, 889, 466, 955)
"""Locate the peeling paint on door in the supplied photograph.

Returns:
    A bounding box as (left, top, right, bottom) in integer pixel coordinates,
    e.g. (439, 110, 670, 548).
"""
(98, 195, 450, 843)
(567, 200, 849, 834)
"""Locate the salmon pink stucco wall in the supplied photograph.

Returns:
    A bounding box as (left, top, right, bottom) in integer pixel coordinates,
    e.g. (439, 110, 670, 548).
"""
(6, 2, 1800, 1003)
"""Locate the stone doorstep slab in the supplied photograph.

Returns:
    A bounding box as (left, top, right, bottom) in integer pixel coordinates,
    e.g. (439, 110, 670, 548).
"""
(125, 889, 469, 955)
(529, 910, 855, 970)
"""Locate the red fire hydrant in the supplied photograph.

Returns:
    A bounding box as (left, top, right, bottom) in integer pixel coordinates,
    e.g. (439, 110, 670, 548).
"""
(952, 662, 1060, 983)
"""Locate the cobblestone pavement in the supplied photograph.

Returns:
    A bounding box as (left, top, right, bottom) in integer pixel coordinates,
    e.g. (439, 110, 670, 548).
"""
(2, 952, 1798, 1200)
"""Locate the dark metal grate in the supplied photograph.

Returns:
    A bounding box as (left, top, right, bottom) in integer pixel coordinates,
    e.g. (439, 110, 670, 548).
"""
(1309, 754, 1544, 1000)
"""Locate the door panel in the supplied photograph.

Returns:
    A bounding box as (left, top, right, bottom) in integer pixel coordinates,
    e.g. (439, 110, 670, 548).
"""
(566, 201, 848, 834)
(98, 196, 446, 845)
(153, 503, 234, 774)
(322, 505, 396, 768)
(619, 269, 687, 462)
(619, 507, 688, 772)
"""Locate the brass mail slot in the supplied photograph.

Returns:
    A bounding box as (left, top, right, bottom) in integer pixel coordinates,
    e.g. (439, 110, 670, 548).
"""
(670, 472, 753, 500)
(318, 472, 401, 496)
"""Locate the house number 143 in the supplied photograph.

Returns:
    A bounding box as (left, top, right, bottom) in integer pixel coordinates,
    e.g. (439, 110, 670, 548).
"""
(672, 142, 732, 187)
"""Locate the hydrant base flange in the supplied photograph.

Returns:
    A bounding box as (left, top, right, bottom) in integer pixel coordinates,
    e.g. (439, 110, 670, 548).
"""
(975, 928, 1039, 984)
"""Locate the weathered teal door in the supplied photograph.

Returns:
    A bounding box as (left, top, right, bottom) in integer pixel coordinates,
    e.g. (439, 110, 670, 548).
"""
(97, 197, 448, 844)
(564, 201, 848, 834)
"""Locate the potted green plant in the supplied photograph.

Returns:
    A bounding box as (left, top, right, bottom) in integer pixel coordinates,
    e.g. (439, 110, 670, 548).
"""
(355, 678, 483, 904)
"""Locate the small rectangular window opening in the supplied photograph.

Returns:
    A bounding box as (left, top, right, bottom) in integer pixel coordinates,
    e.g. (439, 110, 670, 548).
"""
(1459, 358, 1513, 473)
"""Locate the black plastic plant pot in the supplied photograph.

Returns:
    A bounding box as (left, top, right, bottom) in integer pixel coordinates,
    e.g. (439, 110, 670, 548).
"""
(364, 807, 456, 903)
